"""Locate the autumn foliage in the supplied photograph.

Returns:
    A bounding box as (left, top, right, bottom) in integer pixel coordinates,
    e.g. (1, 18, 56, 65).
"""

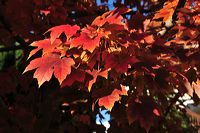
(0, 0, 200, 132)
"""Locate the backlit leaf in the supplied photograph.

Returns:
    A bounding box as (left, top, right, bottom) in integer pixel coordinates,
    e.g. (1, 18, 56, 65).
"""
(98, 85, 127, 111)
(86, 69, 108, 91)
(71, 26, 103, 52)
(24, 54, 74, 87)
(28, 39, 61, 59)
(47, 24, 80, 44)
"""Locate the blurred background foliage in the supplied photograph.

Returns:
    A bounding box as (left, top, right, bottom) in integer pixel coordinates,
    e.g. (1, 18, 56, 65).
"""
(0, 0, 199, 132)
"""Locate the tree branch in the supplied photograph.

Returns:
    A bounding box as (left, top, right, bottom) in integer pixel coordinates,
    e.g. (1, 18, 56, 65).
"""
(172, 0, 187, 21)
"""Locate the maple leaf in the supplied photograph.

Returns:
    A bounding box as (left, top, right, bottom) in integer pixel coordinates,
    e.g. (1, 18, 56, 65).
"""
(61, 68, 86, 87)
(98, 85, 127, 111)
(154, 0, 178, 22)
(24, 54, 75, 87)
(127, 96, 160, 132)
(71, 26, 103, 52)
(86, 69, 108, 91)
(47, 24, 80, 43)
(92, 7, 131, 27)
(104, 52, 139, 73)
(103, 24, 128, 43)
(28, 39, 62, 59)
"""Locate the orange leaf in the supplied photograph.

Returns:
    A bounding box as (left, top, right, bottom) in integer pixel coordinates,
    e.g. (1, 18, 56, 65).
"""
(154, 0, 178, 22)
(92, 7, 131, 27)
(86, 69, 108, 91)
(98, 86, 127, 111)
(144, 35, 155, 44)
(28, 39, 61, 59)
(71, 26, 102, 52)
(47, 24, 80, 44)
(24, 54, 74, 87)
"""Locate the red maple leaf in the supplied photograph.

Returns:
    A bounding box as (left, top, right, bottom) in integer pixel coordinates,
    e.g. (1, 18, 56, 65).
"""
(28, 39, 62, 59)
(47, 24, 80, 43)
(92, 7, 131, 27)
(71, 26, 103, 52)
(154, 0, 178, 22)
(86, 69, 108, 91)
(61, 68, 86, 87)
(98, 85, 127, 111)
(104, 52, 139, 73)
(70, 8, 131, 53)
(127, 96, 160, 132)
(24, 54, 75, 87)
